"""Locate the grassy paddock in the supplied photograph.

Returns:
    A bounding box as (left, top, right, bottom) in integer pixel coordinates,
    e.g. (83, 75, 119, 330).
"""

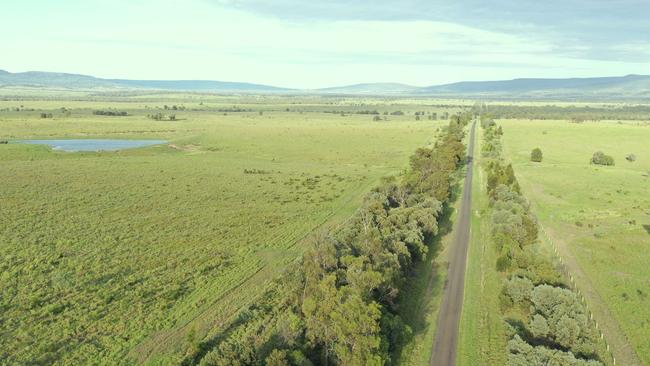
(0, 96, 457, 364)
(499, 119, 650, 365)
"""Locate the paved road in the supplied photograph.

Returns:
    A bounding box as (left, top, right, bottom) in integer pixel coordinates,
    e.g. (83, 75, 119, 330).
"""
(430, 120, 476, 366)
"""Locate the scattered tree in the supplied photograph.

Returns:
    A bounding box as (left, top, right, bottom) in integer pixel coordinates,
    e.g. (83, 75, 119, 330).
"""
(590, 151, 614, 166)
(530, 148, 543, 162)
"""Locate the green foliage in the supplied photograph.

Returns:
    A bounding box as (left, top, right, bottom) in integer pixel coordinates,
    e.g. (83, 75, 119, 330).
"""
(504, 276, 533, 305)
(507, 335, 603, 366)
(590, 151, 615, 166)
(530, 148, 543, 162)
(530, 285, 599, 356)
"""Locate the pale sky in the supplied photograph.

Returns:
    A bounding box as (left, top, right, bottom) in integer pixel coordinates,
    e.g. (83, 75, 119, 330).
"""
(2, 0, 650, 88)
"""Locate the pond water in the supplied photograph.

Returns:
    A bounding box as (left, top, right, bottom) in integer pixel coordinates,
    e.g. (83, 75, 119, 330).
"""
(20, 139, 167, 152)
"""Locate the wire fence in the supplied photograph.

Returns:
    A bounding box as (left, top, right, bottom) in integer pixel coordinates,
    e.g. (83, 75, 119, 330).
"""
(538, 224, 617, 365)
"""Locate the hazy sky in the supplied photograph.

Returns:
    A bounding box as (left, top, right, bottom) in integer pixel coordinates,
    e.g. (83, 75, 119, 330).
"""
(2, 0, 650, 88)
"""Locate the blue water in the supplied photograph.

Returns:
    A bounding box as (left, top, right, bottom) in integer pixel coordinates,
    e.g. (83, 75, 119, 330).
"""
(20, 139, 167, 152)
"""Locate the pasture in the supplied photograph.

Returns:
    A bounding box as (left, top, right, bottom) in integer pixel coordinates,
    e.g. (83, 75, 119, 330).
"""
(0, 95, 455, 364)
(499, 119, 650, 365)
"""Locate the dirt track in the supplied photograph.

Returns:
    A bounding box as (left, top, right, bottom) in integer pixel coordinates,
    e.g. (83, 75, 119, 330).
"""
(430, 120, 476, 366)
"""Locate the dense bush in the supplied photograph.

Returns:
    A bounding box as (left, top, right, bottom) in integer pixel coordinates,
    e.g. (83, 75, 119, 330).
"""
(529, 285, 598, 356)
(508, 335, 603, 366)
(590, 151, 614, 166)
(93, 110, 128, 116)
(531, 148, 543, 162)
(147, 113, 177, 121)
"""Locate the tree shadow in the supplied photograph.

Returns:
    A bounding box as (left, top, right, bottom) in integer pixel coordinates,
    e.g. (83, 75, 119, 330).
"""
(181, 307, 256, 366)
(642, 224, 650, 235)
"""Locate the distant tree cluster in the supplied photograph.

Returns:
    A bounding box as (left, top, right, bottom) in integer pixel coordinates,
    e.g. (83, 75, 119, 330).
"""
(147, 113, 176, 121)
(163, 104, 186, 111)
(325, 110, 380, 115)
(243, 168, 270, 174)
(217, 106, 251, 113)
(191, 113, 474, 366)
(1, 105, 35, 112)
(40, 113, 53, 119)
(481, 121, 503, 159)
(93, 110, 128, 116)
(485, 104, 650, 121)
(590, 151, 615, 166)
(481, 118, 604, 366)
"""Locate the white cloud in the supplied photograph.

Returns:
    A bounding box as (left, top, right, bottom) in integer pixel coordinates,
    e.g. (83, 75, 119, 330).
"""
(2, 0, 650, 87)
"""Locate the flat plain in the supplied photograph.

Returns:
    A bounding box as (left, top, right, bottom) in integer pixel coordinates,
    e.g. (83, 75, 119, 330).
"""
(0, 94, 457, 364)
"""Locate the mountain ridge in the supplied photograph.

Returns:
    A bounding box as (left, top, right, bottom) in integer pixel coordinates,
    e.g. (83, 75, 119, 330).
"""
(1, 69, 650, 97)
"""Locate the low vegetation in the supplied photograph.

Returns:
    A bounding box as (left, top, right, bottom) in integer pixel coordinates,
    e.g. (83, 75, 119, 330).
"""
(0, 95, 458, 365)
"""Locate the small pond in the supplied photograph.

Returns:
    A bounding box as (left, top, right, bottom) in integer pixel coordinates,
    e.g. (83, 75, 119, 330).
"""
(19, 139, 167, 152)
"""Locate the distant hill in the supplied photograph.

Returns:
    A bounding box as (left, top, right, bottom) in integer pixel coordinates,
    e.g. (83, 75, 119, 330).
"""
(1, 69, 650, 98)
(417, 75, 650, 98)
(316, 83, 420, 95)
(0, 70, 291, 93)
(0, 70, 111, 89)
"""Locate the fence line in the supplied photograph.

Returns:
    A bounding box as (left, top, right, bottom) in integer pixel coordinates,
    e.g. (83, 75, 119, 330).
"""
(537, 224, 616, 365)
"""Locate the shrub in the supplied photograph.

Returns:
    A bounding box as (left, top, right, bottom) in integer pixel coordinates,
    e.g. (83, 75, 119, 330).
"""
(504, 276, 533, 304)
(530, 148, 543, 162)
(496, 254, 512, 272)
(626, 154, 636, 162)
(590, 151, 614, 166)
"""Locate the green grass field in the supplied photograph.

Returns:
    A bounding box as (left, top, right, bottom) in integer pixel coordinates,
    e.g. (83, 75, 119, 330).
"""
(0, 96, 457, 364)
(499, 119, 650, 365)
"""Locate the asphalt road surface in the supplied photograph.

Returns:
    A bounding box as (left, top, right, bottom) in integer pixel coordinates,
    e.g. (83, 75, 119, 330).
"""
(430, 120, 476, 366)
